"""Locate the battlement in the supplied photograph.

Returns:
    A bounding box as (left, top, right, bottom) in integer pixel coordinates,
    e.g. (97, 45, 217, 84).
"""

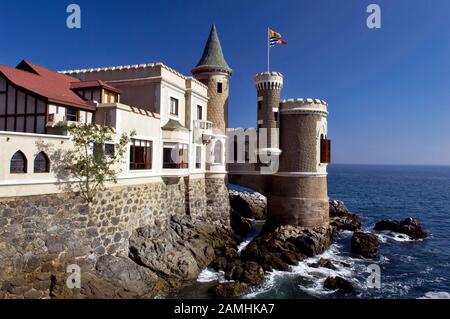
(255, 72, 283, 90)
(280, 98, 328, 116)
(60, 62, 208, 89)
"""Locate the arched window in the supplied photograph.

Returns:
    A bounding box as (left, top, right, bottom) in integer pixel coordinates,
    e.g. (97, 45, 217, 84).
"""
(10, 151, 27, 173)
(34, 151, 50, 173)
(214, 140, 223, 164)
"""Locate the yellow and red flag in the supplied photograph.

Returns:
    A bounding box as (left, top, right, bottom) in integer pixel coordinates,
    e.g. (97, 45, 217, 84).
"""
(269, 28, 287, 47)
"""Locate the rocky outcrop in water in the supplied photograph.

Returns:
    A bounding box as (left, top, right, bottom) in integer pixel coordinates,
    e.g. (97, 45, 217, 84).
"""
(323, 276, 355, 293)
(240, 226, 334, 271)
(209, 282, 249, 298)
(351, 231, 379, 258)
(309, 258, 337, 270)
(229, 190, 266, 220)
(224, 260, 265, 285)
(329, 200, 361, 231)
(374, 218, 427, 240)
(230, 209, 253, 237)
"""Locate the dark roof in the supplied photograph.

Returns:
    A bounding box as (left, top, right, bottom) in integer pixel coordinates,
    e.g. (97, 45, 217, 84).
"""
(70, 80, 122, 94)
(0, 60, 96, 111)
(161, 119, 188, 131)
(193, 24, 232, 74)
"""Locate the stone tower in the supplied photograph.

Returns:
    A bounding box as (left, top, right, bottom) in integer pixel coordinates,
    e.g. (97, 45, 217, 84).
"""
(192, 24, 232, 135)
(254, 71, 330, 229)
(255, 72, 283, 149)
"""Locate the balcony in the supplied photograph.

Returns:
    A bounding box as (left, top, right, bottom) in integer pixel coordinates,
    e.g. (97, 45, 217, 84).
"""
(46, 113, 78, 128)
(193, 120, 213, 143)
(194, 120, 213, 131)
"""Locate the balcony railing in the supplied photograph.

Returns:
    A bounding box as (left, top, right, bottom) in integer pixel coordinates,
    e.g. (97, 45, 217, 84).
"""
(46, 113, 79, 127)
(193, 120, 213, 131)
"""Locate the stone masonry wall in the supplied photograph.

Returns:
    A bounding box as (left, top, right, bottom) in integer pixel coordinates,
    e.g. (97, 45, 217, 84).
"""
(0, 176, 229, 298)
(205, 177, 231, 223)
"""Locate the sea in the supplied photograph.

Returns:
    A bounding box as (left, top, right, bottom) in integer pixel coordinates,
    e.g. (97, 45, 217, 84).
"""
(170, 164, 450, 299)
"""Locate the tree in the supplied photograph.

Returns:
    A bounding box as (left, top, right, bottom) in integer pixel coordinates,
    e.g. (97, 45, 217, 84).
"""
(62, 124, 134, 203)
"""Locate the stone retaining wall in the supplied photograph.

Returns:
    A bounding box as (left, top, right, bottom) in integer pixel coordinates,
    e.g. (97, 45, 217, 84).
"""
(0, 176, 230, 297)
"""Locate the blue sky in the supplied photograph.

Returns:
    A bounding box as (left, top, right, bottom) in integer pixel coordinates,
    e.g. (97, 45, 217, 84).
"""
(1, 0, 449, 165)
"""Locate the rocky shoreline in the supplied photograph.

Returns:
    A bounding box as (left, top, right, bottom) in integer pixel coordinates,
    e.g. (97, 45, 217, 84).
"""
(0, 189, 427, 299)
(208, 193, 428, 297)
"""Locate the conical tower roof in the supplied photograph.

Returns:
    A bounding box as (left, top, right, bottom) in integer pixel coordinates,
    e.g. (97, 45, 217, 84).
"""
(192, 24, 232, 75)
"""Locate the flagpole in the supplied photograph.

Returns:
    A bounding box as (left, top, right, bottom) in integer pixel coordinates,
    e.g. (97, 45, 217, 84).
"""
(267, 27, 270, 72)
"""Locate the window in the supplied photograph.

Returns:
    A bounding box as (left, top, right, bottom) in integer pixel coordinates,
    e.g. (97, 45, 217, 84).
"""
(245, 136, 250, 162)
(233, 136, 238, 162)
(34, 152, 50, 173)
(10, 151, 27, 174)
(274, 111, 278, 122)
(197, 105, 202, 120)
(214, 140, 223, 164)
(195, 146, 202, 169)
(258, 100, 262, 111)
(170, 97, 178, 116)
(163, 143, 188, 169)
(66, 108, 78, 122)
(93, 143, 104, 159)
(217, 82, 223, 94)
(105, 144, 115, 157)
(129, 139, 152, 170)
(104, 91, 117, 103)
(94, 143, 116, 159)
(320, 135, 331, 164)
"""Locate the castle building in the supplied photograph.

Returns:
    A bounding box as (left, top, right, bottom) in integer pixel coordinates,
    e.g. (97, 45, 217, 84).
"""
(229, 71, 331, 229)
(0, 24, 330, 230)
(0, 25, 232, 202)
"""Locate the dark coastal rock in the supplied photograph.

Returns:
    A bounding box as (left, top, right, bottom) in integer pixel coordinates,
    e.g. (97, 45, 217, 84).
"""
(351, 231, 379, 258)
(209, 282, 248, 298)
(329, 200, 362, 231)
(224, 260, 265, 286)
(95, 255, 161, 296)
(210, 256, 228, 272)
(230, 209, 252, 237)
(128, 215, 238, 283)
(229, 190, 266, 220)
(52, 270, 169, 299)
(241, 225, 334, 271)
(324, 276, 355, 293)
(309, 258, 337, 270)
(374, 218, 427, 240)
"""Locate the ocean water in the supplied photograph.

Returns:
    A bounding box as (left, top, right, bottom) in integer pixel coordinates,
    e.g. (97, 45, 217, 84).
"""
(172, 164, 450, 299)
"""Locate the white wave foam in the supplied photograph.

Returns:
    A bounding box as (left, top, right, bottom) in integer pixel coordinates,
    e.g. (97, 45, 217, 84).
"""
(197, 268, 226, 283)
(237, 220, 265, 254)
(419, 291, 450, 299)
(242, 270, 280, 298)
(244, 243, 366, 298)
(375, 230, 420, 242)
(237, 239, 251, 254)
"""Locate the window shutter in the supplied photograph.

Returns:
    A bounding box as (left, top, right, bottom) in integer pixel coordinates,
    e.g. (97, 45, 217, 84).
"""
(321, 139, 331, 164)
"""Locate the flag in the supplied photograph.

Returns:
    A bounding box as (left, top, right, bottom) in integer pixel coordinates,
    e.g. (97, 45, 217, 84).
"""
(269, 28, 287, 47)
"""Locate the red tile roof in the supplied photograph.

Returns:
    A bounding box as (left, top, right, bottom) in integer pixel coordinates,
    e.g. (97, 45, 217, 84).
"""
(0, 60, 96, 111)
(70, 80, 122, 94)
